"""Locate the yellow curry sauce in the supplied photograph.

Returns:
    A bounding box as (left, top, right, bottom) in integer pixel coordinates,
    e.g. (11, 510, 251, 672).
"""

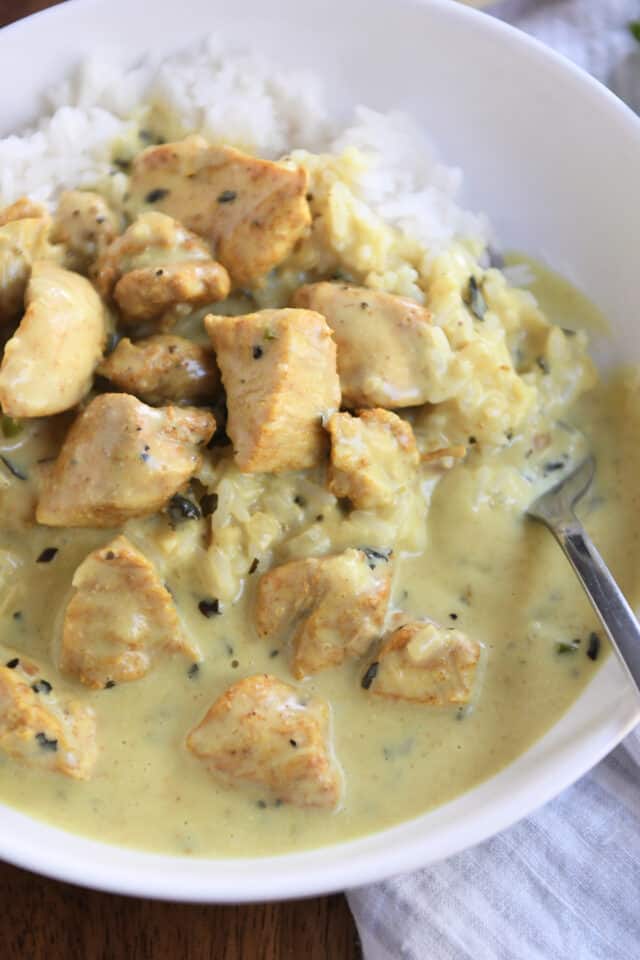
(0, 130, 638, 857)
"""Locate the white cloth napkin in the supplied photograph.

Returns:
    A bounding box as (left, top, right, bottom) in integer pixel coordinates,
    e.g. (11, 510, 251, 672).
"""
(347, 4, 640, 957)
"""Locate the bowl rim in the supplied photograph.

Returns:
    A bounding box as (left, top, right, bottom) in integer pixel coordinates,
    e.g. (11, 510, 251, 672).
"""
(1, 0, 639, 902)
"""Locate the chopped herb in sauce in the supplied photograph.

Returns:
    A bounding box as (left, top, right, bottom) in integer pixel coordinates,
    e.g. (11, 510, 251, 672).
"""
(200, 493, 219, 517)
(587, 632, 601, 661)
(168, 494, 201, 524)
(1, 456, 26, 481)
(5, 658, 19, 669)
(1, 414, 23, 438)
(231, 659, 239, 669)
(269, 649, 279, 658)
(31, 680, 52, 695)
(360, 546, 392, 569)
(198, 598, 221, 618)
(217, 190, 237, 203)
(361, 662, 379, 690)
(257, 799, 267, 809)
(556, 639, 580, 655)
(35, 732, 58, 752)
(463, 275, 487, 320)
(543, 460, 566, 475)
(248, 557, 259, 575)
(145, 188, 170, 204)
(629, 20, 640, 42)
(252, 345, 264, 359)
(188, 663, 200, 679)
(37, 547, 58, 563)
(263, 328, 277, 341)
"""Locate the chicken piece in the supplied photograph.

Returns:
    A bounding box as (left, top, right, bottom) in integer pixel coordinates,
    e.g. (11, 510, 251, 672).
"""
(95, 211, 230, 328)
(292, 282, 454, 408)
(327, 408, 419, 509)
(187, 675, 341, 809)
(0, 260, 107, 417)
(98, 335, 219, 406)
(0, 656, 97, 780)
(363, 616, 482, 705)
(37, 393, 215, 527)
(256, 548, 391, 679)
(127, 136, 311, 287)
(0, 197, 47, 227)
(0, 216, 60, 321)
(114, 261, 230, 324)
(61, 535, 199, 689)
(205, 308, 340, 473)
(51, 190, 120, 274)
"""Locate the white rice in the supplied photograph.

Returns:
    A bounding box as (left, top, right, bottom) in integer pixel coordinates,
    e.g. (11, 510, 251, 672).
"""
(0, 36, 488, 255)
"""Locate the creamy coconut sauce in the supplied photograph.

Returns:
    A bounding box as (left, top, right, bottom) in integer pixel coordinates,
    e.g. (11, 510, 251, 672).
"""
(0, 327, 637, 856)
(0, 119, 638, 857)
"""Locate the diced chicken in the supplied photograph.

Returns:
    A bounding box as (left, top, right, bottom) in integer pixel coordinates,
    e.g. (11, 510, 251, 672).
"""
(95, 211, 230, 328)
(0, 216, 60, 321)
(36, 393, 215, 527)
(187, 674, 341, 809)
(363, 616, 482, 705)
(114, 261, 230, 324)
(292, 282, 454, 408)
(127, 135, 311, 287)
(0, 260, 108, 417)
(327, 408, 419, 509)
(98, 334, 220, 406)
(0, 656, 97, 780)
(0, 197, 47, 227)
(51, 190, 120, 274)
(205, 308, 340, 473)
(256, 548, 391, 679)
(61, 535, 198, 689)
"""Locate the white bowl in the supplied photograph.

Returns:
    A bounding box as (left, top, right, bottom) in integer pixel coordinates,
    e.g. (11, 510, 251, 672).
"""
(1, 0, 639, 902)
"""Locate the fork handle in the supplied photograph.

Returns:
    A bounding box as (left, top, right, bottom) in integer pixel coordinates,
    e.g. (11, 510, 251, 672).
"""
(550, 520, 640, 694)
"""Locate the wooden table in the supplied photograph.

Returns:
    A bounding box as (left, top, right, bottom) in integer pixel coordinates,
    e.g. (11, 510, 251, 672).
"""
(0, 2, 361, 956)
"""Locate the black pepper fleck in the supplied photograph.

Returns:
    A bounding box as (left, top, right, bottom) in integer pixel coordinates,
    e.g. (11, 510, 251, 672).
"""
(37, 547, 58, 563)
(587, 632, 601, 661)
(217, 190, 237, 203)
(5, 658, 19, 669)
(449, 613, 458, 621)
(269, 649, 279, 658)
(145, 188, 170, 203)
(200, 492, 219, 517)
(35, 732, 58, 752)
(361, 662, 379, 690)
(31, 680, 52, 695)
(168, 494, 202, 524)
(252, 345, 264, 359)
(198, 598, 221, 618)
(248, 557, 259, 575)
(289, 739, 298, 748)
(188, 663, 200, 679)
(293, 494, 306, 507)
(104, 680, 116, 689)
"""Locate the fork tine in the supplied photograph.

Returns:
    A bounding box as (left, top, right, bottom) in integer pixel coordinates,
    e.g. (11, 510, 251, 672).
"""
(526, 455, 596, 528)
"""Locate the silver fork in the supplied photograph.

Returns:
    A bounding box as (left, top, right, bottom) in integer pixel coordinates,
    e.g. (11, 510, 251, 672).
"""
(527, 455, 640, 695)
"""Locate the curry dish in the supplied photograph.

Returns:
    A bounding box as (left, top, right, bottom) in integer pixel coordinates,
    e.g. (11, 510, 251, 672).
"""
(0, 127, 638, 857)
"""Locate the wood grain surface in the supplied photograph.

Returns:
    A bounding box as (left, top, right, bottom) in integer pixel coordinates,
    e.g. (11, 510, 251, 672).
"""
(0, 2, 361, 957)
